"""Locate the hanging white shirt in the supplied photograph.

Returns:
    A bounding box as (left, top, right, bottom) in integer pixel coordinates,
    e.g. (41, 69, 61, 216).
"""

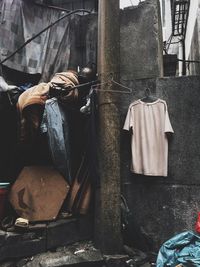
(123, 98, 174, 177)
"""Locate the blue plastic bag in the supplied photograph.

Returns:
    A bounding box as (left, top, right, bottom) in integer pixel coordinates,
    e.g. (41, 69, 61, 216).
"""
(156, 231, 200, 266)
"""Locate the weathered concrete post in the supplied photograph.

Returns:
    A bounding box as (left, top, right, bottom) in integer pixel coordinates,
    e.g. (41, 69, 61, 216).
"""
(95, 0, 123, 254)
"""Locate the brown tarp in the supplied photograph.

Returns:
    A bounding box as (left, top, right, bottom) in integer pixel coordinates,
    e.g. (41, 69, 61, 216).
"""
(9, 166, 69, 221)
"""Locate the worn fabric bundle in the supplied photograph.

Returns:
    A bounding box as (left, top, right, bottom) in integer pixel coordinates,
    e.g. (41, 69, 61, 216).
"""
(50, 71, 79, 89)
(17, 71, 79, 143)
(50, 71, 79, 103)
(17, 83, 50, 112)
(18, 71, 79, 112)
(41, 98, 72, 184)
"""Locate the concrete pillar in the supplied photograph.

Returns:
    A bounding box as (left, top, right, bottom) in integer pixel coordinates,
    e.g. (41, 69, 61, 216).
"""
(95, 0, 122, 254)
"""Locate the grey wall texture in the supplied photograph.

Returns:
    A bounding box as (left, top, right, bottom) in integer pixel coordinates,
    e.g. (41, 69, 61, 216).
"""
(119, 75, 200, 250)
(82, 0, 164, 79)
(120, 0, 163, 80)
(188, 9, 200, 76)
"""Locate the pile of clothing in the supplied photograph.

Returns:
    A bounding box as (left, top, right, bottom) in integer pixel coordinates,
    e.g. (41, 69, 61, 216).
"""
(0, 70, 94, 229)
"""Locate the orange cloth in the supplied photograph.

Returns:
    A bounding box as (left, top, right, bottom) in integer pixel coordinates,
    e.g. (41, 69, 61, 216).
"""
(17, 71, 79, 143)
(17, 83, 50, 112)
(17, 70, 79, 112)
(50, 71, 79, 89)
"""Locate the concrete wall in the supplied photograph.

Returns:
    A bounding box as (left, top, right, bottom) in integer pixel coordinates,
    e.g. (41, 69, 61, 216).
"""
(185, 0, 199, 60)
(187, 3, 200, 76)
(119, 75, 200, 250)
(160, 0, 172, 42)
(120, 0, 163, 80)
(81, 0, 163, 78)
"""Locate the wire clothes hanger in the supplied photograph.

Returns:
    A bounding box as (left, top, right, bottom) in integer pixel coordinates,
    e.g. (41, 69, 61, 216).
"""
(140, 87, 158, 103)
(48, 73, 133, 99)
(90, 77, 132, 94)
(80, 77, 133, 113)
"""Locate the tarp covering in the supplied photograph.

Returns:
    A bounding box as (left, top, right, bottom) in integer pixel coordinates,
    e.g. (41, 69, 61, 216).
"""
(0, 0, 76, 81)
(156, 231, 200, 267)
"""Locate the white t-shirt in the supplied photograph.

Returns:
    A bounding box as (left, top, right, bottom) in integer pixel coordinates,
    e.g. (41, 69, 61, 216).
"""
(123, 98, 174, 177)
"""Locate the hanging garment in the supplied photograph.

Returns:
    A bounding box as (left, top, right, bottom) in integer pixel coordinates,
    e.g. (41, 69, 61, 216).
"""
(123, 98, 174, 177)
(17, 82, 50, 143)
(156, 231, 200, 267)
(17, 83, 50, 112)
(41, 98, 72, 184)
(49, 71, 79, 103)
(0, 0, 74, 81)
(80, 90, 99, 185)
(87, 90, 99, 186)
(64, 91, 98, 214)
(50, 72, 79, 90)
(17, 71, 79, 144)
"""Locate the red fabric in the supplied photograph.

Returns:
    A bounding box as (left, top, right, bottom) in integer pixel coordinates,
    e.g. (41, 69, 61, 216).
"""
(0, 188, 8, 220)
(195, 212, 200, 233)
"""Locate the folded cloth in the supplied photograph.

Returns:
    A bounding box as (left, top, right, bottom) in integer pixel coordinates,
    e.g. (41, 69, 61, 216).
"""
(50, 71, 79, 103)
(17, 70, 79, 112)
(17, 70, 79, 143)
(50, 71, 79, 89)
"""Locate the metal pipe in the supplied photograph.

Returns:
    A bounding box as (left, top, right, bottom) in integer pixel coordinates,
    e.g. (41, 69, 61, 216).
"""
(182, 38, 186, 75)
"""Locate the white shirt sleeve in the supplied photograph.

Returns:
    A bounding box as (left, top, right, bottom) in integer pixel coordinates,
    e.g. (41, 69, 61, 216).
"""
(123, 105, 134, 131)
(164, 103, 174, 133)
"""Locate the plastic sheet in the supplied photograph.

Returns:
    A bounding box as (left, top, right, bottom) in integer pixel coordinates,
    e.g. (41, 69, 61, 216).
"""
(156, 231, 200, 267)
(195, 212, 200, 233)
